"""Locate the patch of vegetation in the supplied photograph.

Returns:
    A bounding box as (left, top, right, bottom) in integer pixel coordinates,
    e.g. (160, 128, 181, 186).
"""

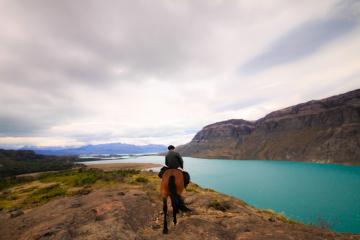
(135, 176, 149, 183)
(0, 168, 141, 210)
(125, 172, 156, 185)
(208, 199, 231, 212)
(18, 186, 39, 193)
(22, 184, 66, 207)
(38, 168, 140, 187)
(185, 187, 198, 192)
(287, 218, 301, 225)
(185, 183, 199, 192)
(204, 188, 215, 192)
(0, 176, 35, 191)
(0, 190, 18, 201)
(191, 183, 200, 188)
(260, 209, 302, 225)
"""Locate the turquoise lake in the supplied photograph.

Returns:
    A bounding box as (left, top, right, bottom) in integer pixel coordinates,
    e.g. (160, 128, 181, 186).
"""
(81, 156, 360, 233)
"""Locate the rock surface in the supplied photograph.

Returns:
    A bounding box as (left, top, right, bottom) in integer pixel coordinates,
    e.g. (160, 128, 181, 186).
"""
(178, 89, 360, 164)
(1, 172, 360, 240)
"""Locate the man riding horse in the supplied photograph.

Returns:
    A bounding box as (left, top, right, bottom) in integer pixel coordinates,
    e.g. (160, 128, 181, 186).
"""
(158, 145, 190, 186)
(165, 145, 183, 170)
(160, 145, 191, 234)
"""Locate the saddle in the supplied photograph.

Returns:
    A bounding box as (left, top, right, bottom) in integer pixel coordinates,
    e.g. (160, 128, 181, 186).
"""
(158, 166, 190, 188)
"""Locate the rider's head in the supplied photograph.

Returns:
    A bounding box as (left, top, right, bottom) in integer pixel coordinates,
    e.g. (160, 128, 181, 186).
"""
(168, 145, 175, 151)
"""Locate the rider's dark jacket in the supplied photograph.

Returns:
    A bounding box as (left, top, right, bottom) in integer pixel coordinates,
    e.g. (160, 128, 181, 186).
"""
(165, 150, 183, 169)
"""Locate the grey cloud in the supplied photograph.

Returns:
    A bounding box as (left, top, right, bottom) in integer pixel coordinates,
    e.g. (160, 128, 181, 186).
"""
(68, 132, 116, 144)
(0, 0, 263, 90)
(120, 126, 196, 139)
(302, 70, 360, 100)
(214, 96, 268, 112)
(0, 0, 247, 139)
(52, 124, 201, 143)
(183, 129, 199, 135)
(0, 0, 212, 88)
(0, 0, 358, 146)
(0, 85, 90, 137)
(0, 116, 47, 136)
(239, 2, 359, 75)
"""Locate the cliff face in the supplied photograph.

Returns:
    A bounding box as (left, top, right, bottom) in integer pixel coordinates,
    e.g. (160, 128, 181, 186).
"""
(179, 119, 256, 159)
(178, 89, 360, 164)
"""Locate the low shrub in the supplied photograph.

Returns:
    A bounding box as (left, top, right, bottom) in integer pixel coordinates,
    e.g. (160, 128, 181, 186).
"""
(185, 187, 198, 192)
(0, 176, 35, 191)
(208, 199, 231, 212)
(135, 177, 149, 183)
(22, 184, 66, 207)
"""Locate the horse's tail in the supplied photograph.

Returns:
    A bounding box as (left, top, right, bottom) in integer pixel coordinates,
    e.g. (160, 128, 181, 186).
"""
(168, 175, 191, 213)
(168, 175, 180, 214)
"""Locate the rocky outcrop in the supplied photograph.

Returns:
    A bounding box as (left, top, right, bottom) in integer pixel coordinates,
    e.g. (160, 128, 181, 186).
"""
(178, 89, 360, 164)
(178, 119, 256, 159)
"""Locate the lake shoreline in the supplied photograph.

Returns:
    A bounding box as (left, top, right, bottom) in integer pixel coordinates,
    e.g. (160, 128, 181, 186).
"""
(2, 168, 360, 239)
(180, 156, 360, 166)
(80, 155, 360, 167)
(77, 156, 360, 233)
(84, 162, 162, 171)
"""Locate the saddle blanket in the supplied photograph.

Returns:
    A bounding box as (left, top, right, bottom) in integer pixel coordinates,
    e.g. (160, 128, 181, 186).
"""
(158, 166, 190, 188)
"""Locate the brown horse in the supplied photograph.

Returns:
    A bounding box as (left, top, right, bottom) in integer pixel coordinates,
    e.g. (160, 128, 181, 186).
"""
(160, 169, 191, 234)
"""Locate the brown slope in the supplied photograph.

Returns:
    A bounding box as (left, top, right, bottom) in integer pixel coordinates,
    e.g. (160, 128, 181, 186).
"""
(1, 171, 359, 240)
(178, 89, 360, 164)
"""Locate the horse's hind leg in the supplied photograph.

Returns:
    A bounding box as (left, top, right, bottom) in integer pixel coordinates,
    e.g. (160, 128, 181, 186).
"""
(163, 198, 168, 234)
(173, 208, 177, 226)
(179, 197, 191, 212)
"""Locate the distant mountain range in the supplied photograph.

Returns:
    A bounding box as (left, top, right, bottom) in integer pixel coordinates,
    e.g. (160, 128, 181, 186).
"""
(21, 143, 167, 156)
(177, 89, 360, 165)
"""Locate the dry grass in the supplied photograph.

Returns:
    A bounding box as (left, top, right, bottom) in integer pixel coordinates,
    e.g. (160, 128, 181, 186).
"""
(0, 168, 143, 210)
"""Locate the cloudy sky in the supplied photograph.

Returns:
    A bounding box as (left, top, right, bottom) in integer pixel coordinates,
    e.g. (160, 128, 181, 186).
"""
(0, 0, 359, 148)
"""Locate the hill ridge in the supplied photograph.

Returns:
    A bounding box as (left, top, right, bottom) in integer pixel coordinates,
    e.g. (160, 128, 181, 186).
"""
(178, 89, 360, 164)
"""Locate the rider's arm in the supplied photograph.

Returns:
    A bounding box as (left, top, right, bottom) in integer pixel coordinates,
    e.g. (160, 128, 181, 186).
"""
(177, 153, 184, 169)
(165, 155, 169, 167)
